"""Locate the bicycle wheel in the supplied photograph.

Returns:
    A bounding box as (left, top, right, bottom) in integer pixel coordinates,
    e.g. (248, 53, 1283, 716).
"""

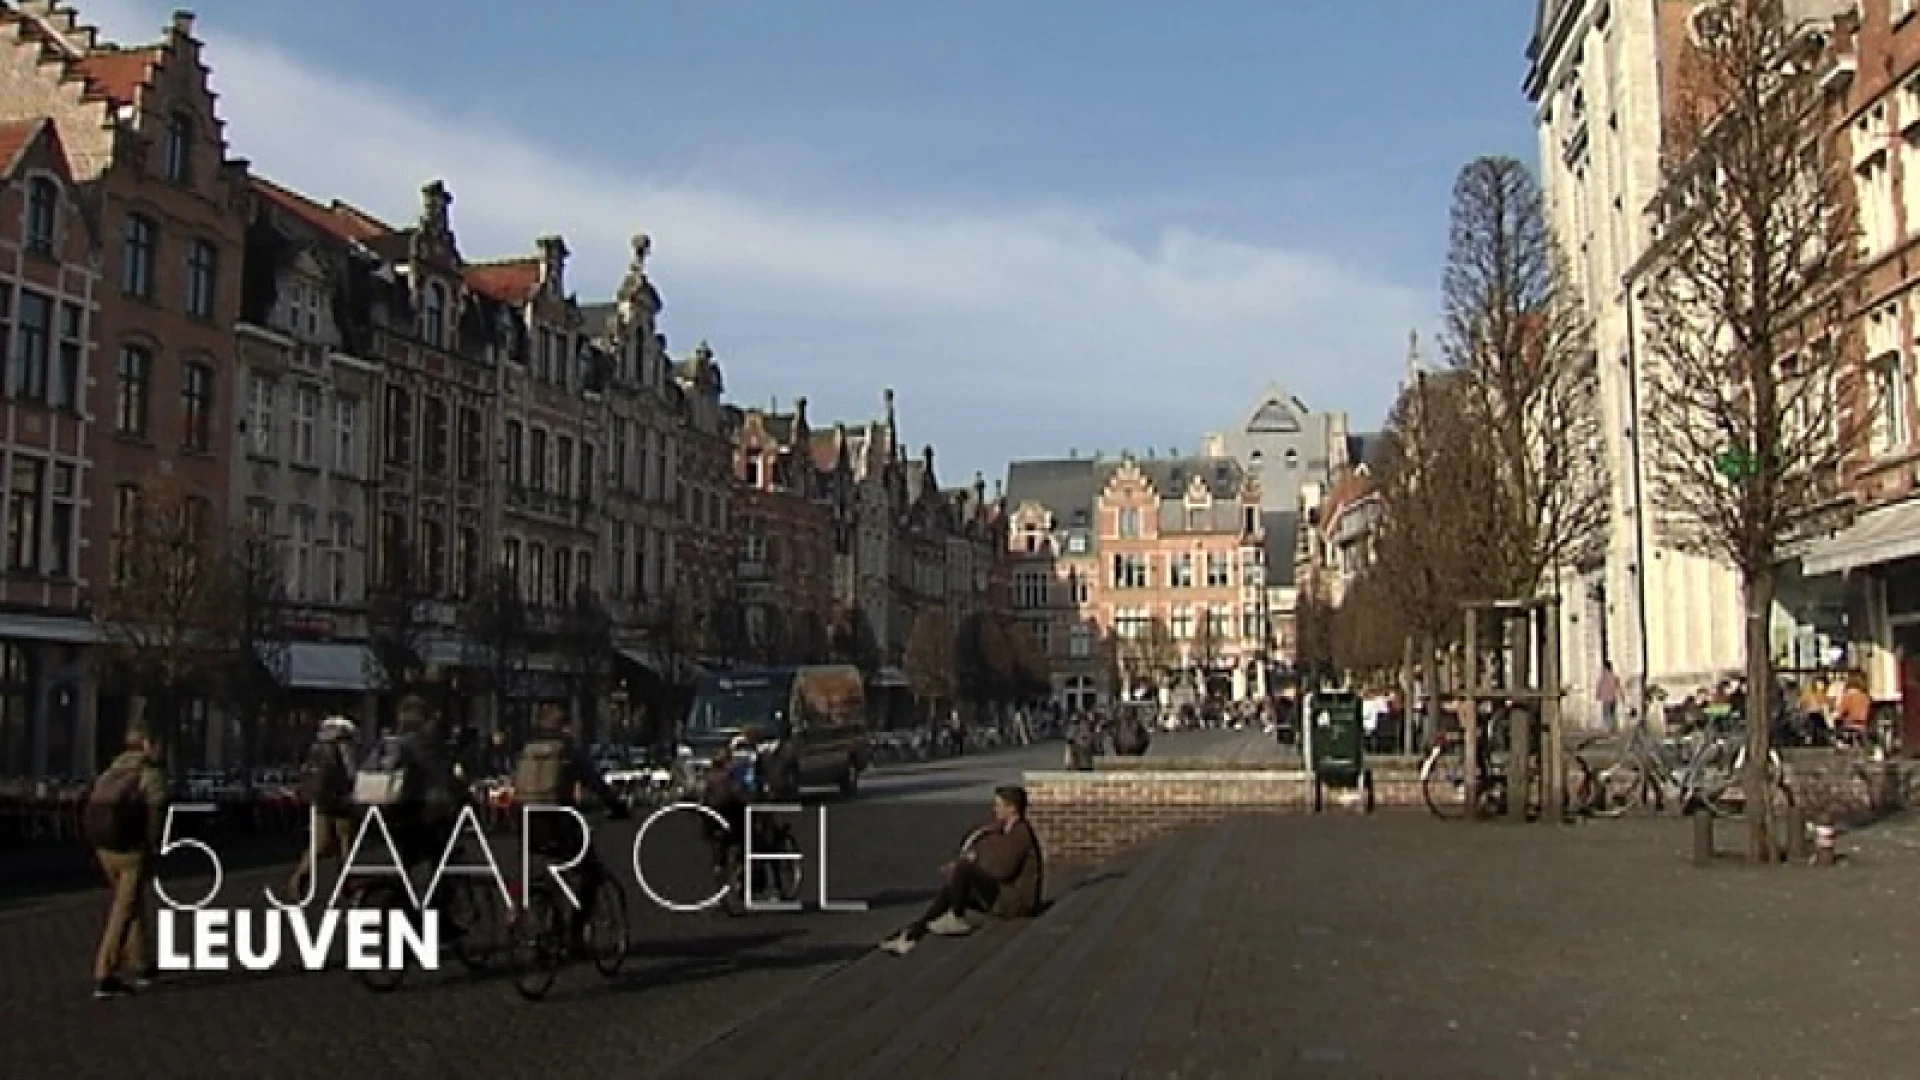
(1420, 743, 1468, 820)
(587, 878, 629, 978)
(1562, 752, 1598, 816)
(764, 825, 805, 904)
(1588, 756, 1645, 818)
(444, 878, 503, 973)
(511, 886, 566, 1002)
(350, 880, 408, 993)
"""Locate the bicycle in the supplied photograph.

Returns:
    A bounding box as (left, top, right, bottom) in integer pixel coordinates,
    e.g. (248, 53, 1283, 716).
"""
(506, 851, 631, 1002)
(710, 813, 805, 916)
(1585, 717, 1791, 819)
(343, 865, 503, 992)
(1419, 708, 1597, 820)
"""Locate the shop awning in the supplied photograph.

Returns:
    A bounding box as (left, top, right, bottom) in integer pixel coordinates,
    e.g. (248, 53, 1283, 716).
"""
(0, 613, 98, 644)
(266, 642, 379, 692)
(1801, 499, 1920, 576)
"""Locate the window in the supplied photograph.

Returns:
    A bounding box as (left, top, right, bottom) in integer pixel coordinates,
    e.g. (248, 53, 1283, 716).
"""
(502, 535, 521, 575)
(185, 240, 217, 319)
(1030, 619, 1052, 656)
(1870, 353, 1910, 454)
(1208, 607, 1232, 639)
(613, 420, 630, 488)
(111, 484, 140, 582)
(1015, 572, 1050, 608)
(1117, 506, 1141, 538)
(1170, 552, 1194, 588)
(1069, 624, 1092, 658)
(423, 282, 446, 346)
(1242, 505, 1258, 533)
(459, 407, 483, 479)
(48, 463, 73, 578)
(557, 436, 574, 496)
(181, 362, 213, 451)
(576, 550, 593, 594)
(553, 549, 570, 608)
(6, 456, 42, 571)
(578, 444, 594, 502)
(611, 521, 627, 598)
(455, 527, 478, 599)
(377, 511, 405, 589)
(53, 302, 79, 409)
(1206, 552, 1231, 587)
(423, 396, 449, 474)
(333, 396, 357, 474)
(384, 386, 413, 464)
(420, 518, 446, 596)
(290, 511, 314, 600)
(12, 290, 48, 401)
(1110, 553, 1148, 589)
(531, 428, 548, 491)
(25, 176, 56, 254)
(328, 518, 350, 605)
(293, 387, 319, 466)
(505, 420, 524, 486)
(114, 345, 150, 436)
(246, 502, 271, 537)
(246, 376, 275, 456)
(1114, 608, 1150, 639)
(163, 111, 191, 182)
(1019, 522, 1040, 553)
(527, 543, 546, 606)
(1171, 607, 1194, 639)
(121, 214, 155, 298)
(1067, 532, 1087, 555)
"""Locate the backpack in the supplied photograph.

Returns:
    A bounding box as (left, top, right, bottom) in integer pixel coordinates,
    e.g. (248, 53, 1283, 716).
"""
(82, 765, 149, 852)
(302, 740, 352, 814)
(352, 734, 413, 806)
(513, 738, 575, 807)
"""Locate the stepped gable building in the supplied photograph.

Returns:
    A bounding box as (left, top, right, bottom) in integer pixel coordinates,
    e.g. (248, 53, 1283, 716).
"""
(730, 396, 835, 663)
(0, 116, 97, 776)
(0, 6, 250, 769)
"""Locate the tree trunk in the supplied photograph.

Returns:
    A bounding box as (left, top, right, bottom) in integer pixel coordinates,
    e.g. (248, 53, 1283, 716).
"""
(1743, 566, 1778, 864)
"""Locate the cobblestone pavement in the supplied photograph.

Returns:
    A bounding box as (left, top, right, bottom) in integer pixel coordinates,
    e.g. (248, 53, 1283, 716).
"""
(678, 811, 1920, 1080)
(2, 730, 1250, 1078)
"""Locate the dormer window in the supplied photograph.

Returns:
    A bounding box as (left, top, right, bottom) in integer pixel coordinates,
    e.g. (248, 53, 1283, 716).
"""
(164, 111, 192, 183)
(423, 282, 446, 346)
(24, 176, 56, 254)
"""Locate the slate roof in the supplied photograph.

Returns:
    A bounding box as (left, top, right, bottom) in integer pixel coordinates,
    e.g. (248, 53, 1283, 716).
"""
(1262, 511, 1299, 588)
(1005, 459, 1097, 526)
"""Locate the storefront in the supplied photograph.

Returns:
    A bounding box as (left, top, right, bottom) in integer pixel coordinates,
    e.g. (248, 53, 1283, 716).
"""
(261, 641, 380, 767)
(1801, 497, 1920, 749)
(0, 613, 99, 779)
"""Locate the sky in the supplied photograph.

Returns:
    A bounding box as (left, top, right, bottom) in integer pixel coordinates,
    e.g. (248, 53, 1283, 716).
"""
(87, 0, 1540, 485)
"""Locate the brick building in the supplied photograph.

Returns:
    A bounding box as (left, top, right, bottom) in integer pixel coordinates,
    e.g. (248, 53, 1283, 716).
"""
(1005, 451, 1267, 708)
(670, 342, 734, 657)
(0, 8, 251, 768)
(0, 118, 96, 777)
(730, 397, 835, 662)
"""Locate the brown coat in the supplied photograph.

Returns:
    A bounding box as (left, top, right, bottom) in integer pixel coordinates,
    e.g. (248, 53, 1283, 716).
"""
(972, 817, 1044, 918)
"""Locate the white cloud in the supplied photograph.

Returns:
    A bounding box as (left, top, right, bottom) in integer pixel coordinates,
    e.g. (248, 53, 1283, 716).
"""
(89, 0, 1429, 476)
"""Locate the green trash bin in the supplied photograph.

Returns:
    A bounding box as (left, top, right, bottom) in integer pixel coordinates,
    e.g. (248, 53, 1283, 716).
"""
(1304, 690, 1374, 813)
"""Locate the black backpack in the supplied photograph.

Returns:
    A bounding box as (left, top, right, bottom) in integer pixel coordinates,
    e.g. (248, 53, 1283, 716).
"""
(82, 765, 149, 852)
(302, 740, 352, 814)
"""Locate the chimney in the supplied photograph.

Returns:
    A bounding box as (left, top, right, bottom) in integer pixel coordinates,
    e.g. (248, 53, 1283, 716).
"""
(1068, 447, 1077, 459)
(794, 396, 808, 428)
(921, 444, 934, 469)
(536, 234, 568, 294)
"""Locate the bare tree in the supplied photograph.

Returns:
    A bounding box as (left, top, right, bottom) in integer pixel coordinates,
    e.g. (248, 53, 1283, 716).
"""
(1331, 571, 1403, 676)
(221, 529, 291, 769)
(829, 604, 880, 674)
(1121, 617, 1177, 695)
(1004, 621, 1051, 701)
(466, 566, 532, 745)
(557, 585, 615, 744)
(1189, 609, 1221, 676)
(1441, 158, 1608, 596)
(95, 475, 228, 756)
(1293, 583, 1337, 683)
(1636, 0, 1856, 861)
(954, 612, 1015, 707)
(365, 539, 433, 702)
(902, 606, 956, 723)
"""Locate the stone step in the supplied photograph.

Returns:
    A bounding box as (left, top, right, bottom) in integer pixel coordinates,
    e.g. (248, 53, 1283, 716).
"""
(658, 829, 1202, 1080)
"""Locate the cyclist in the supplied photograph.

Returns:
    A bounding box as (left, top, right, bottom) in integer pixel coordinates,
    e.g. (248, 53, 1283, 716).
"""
(704, 735, 784, 899)
(514, 703, 629, 953)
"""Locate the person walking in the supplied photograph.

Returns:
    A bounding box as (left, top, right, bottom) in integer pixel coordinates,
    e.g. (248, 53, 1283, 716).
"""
(1596, 662, 1621, 733)
(83, 725, 169, 999)
(285, 715, 358, 904)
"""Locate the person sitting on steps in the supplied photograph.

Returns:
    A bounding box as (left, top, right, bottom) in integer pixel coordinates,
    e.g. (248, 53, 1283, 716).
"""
(880, 785, 1043, 956)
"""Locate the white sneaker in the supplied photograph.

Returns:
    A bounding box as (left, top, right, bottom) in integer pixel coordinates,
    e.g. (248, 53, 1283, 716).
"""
(927, 913, 973, 937)
(878, 933, 916, 956)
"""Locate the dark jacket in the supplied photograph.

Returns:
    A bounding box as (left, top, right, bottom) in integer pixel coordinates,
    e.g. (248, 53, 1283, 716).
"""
(100, 748, 170, 853)
(971, 817, 1043, 919)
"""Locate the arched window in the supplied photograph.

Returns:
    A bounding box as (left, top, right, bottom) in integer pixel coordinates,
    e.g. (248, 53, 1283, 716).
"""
(24, 176, 57, 253)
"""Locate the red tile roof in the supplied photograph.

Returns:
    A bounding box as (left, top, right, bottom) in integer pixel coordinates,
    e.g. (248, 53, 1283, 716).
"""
(72, 48, 162, 106)
(465, 258, 541, 305)
(251, 176, 392, 244)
